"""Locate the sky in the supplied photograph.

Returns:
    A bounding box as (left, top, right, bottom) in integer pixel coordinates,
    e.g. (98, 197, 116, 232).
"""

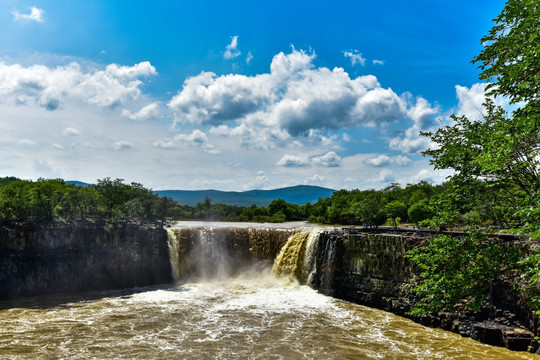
(0, 0, 508, 191)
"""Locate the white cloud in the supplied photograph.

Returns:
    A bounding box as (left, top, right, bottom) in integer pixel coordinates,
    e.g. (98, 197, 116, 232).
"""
(373, 59, 384, 65)
(62, 127, 81, 137)
(304, 174, 324, 183)
(112, 140, 133, 150)
(17, 139, 36, 147)
(0, 61, 157, 110)
(121, 102, 160, 121)
(377, 168, 394, 182)
(455, 83, 488, 120)
(312, 151, 342, 167)
(409, 169, 434, 183)
(388, 96, 439, 153)
(246, 51, 253, 64)
(12, 7, 44, 22)
(454, 83, 511, 120)
(175, 129, 208, 144)
(277, 151, 343, 168)
(276, 154, 311, 168)
(169, 49, 412, 149)
(223, 36, 241, 60)
(343, 50, 366, 66)
(154, 129, 220, 155)
(365, 154, 411, 167)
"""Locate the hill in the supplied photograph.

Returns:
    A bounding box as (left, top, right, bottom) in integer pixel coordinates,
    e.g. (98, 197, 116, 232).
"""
(155, 185, 335, 206)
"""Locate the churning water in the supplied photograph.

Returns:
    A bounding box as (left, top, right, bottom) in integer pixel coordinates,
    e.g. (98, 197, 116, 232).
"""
(0, 223, 538, 359)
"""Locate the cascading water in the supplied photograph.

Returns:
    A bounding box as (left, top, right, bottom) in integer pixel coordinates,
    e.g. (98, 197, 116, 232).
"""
(166, 224, 293, 282)
(272, 227, 324, 284)
(166, 228, 181, 282)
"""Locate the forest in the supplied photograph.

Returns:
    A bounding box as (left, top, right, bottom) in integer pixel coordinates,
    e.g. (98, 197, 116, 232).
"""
(0, 175, 442, 227)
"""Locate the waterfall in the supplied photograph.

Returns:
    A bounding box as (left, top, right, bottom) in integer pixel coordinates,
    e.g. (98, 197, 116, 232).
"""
(166, 228, 181, 282)
(272, 228, 323, 284)
(165, 224, 293, 282)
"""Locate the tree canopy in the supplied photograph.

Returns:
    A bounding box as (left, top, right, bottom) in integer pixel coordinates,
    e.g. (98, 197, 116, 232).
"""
(410, 0, 540, 316)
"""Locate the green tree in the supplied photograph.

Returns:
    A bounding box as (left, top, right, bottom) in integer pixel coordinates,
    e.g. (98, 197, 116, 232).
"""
(411, 0, 540, 316)
(407, 232, 522, 315)
(0, 180, 32, 220)
(408, 200, 433, 225)
(30, 178, 67, 221)
(384, 200, 407, 227)
(153, 196, 179, 226)
(93, 178, 130, 218)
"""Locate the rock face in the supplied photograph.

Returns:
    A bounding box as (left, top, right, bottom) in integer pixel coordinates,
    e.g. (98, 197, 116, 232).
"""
(309, 230, 539, 353)
(0, 221, 172, 300)
(311, 231, 419, 315)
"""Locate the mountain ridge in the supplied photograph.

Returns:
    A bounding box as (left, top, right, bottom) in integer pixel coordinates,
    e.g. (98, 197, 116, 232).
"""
(66, 181, 336, 207)
(155, 185, 335, 206)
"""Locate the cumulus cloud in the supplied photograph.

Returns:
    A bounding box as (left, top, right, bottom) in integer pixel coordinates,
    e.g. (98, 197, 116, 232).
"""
(454, 83, 511, 120)
(0, 61, 157, 110)
(276, 151, 342, 168)
(276, 154, 311, 168)
(112, 140, 133, 150)
(121, 102, 160, 121)
(343, 50, 366, 66)
(365, 154, 411, 167)
(373, 59, 384, 65)
(223, 36, 241, 60)
(168, 49, 413, 149)
(312, 151, 342, 167)
(377, 168, 394, 182)
(153, 130, 220, 154)
(12, 7, 44, 22)
(62, 127, 81, 137)
(388, 96, 439, 153)
(304, 174, 325, 183)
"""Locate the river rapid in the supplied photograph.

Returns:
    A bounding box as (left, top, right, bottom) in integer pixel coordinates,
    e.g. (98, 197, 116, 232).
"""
(0, 270, 537, 359)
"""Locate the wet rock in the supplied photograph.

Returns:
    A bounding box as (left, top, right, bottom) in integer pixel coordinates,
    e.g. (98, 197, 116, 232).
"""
(473, 322, 537, 352)
(503, 327, 537, 352)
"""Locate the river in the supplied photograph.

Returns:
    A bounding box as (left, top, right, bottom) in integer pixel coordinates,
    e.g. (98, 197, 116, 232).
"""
(0, 271, 537, 359)
(0, 222, 538, 359)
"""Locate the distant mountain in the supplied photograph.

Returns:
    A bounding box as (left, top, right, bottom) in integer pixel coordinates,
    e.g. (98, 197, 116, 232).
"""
(65, 181, 335, 206)
(155, 185, 335, 207)
(66, 181, 90, 187)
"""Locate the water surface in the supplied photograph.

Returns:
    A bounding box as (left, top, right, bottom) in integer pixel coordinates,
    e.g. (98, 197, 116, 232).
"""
(0, 272, 537, 359)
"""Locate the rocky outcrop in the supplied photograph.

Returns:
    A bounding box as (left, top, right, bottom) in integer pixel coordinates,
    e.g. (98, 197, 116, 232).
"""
(310, 230, 539, 353)
(0, 220, 172, 300)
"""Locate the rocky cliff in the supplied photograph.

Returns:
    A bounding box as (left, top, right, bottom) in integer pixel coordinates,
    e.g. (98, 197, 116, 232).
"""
(0, 220, 172, 300)
(309, 230, 539, 353)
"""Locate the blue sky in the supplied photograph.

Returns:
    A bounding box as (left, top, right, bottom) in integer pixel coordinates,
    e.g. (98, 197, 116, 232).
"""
(0, 0, 507, 191)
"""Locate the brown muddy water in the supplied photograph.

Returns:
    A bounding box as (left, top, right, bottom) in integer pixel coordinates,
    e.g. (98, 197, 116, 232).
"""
(0, 271, 538, 359)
